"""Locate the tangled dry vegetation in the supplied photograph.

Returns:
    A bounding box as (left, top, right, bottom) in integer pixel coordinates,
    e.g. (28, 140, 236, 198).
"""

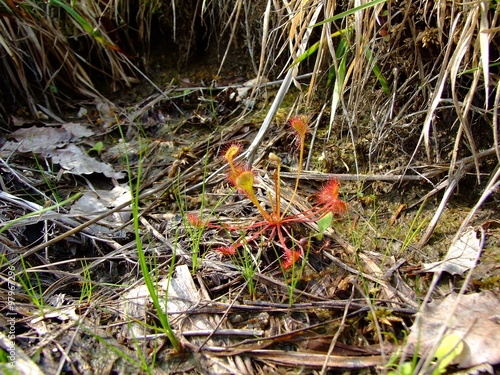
(1, 0, 500, 374)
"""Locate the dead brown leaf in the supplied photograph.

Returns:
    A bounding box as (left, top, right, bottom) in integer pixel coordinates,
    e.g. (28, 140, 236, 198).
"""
(408, 291, 500, 368)
(422, 227, 483, 275)
(44, 144, 124, 179)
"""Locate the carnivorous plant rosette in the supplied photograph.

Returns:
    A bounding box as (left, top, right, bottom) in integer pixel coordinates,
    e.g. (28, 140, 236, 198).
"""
(189, 116, 346, 269)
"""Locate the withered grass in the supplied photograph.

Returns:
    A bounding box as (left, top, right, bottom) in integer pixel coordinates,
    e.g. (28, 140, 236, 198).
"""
(0, 0, 499, 374)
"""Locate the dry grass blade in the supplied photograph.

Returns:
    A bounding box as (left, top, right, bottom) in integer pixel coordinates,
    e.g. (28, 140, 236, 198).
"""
(479, 1, 491, 105)
(449, 5, 481, 180)
(216, 0, 243, 77)
(494, 80, 500, 162)
(0, 0, 144, 116)
(245, 349, 386, 368)
(412, 13, 461, 164)
(417, 165, 465, 247)
(246, 0, 271, 100)
(246, 2, 323, 165)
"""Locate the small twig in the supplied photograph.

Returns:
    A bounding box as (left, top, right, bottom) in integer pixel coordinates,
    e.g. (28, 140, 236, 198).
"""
(417, 158, 478, 247)
(321, 288, 354, 375)
(6, 179, 175, 264)
(323, 252, 419, 308)
(279, 171, 438, 182)
(134, 329, 264, 340)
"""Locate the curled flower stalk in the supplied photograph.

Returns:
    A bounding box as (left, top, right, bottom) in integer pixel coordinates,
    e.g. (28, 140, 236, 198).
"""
(281, 115, 309, 219)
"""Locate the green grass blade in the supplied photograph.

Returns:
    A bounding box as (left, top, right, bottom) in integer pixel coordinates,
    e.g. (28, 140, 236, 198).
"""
(117, 125, 180, 351)
(364, 47, 390, 94)
(48, 0, 94, 34)
(327, 43, 348, 140)
(48, 0, 119, 50)
(289, 28, 351, 70)
(327, 37, 349, 85)
(0, 193, 82, 235)
(310, 0, 388, 28)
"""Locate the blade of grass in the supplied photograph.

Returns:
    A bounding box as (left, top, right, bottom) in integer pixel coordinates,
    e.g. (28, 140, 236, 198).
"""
(327, 38, 348, 142)
(288, 28, 350, 70)
(449, 6, 481, 181)
(364, 47, 390, 94)
(0, 193, 82, 235)
(407, 13, 462, 164)
(48, 0, 121, 51)
(247, 3, 323, 166)
(310, 0, 388, 28)
(479, 0, 490, 106)
(118, 125, 180, 352)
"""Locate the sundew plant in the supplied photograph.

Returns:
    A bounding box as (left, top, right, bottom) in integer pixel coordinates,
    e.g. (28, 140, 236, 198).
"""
(190, 116, 347, 269)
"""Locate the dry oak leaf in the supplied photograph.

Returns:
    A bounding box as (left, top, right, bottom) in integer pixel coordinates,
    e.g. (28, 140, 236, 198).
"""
(407, 291, 500, 368)
(422, 227, 482, 275)
(12, 123, 93, 153)
(44, 144, 124, 179)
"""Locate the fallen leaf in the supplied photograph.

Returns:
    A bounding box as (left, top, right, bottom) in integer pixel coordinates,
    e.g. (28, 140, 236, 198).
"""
(13, 126, 71, 153)
(61, 122, 94, 139)
(70, 184, 131, 222)
(422, 227, 482, 275)
(12, 123, 94, 153)
(44, 144, 124, 179)
(9, 124, 121, 179)
(407, 291, 500, 368)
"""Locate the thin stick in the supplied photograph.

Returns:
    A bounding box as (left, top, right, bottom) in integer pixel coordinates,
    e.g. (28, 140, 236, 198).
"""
(7, 180, 175, 264)
(246, 5, 323, 167)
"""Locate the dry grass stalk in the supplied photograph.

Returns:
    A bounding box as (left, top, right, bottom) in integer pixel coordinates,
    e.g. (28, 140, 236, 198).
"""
(0, 0, 144, 116)
(1, 1, 499, 373)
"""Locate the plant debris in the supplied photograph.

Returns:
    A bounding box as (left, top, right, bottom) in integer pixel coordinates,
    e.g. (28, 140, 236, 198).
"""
(422, 227, 483, 275)
(407, 291, 500, 368)
(0, 0, 499, 374)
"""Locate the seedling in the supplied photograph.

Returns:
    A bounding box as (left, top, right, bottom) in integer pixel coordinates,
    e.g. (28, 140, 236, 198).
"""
(388, 334, 464, 375)
(192, 116, 347, 269)
(88, 141, 104, 155)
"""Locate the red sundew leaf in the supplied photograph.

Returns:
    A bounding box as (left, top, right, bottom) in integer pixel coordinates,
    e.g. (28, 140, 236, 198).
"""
(221, 143, 243, 163)
(317, 179, 347, 214)
(236, 170, 256, 192)
(226, 161, 249, 187)
(215, 246, 237, 255)
(317, 179, 340, 204)
(327, 199, 347, 215)
(187, 213, 204, 229)
(289, 115, 309, 146)
(282, 248, 302, 269)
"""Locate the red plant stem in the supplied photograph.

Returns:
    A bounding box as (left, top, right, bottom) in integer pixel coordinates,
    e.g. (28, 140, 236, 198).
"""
(276, 225, 289, 256)
(279, 204, 330, 223)
(245, 224, 272, 244)
(205, 219, 271, 231)
(279, 224, 299, 244)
